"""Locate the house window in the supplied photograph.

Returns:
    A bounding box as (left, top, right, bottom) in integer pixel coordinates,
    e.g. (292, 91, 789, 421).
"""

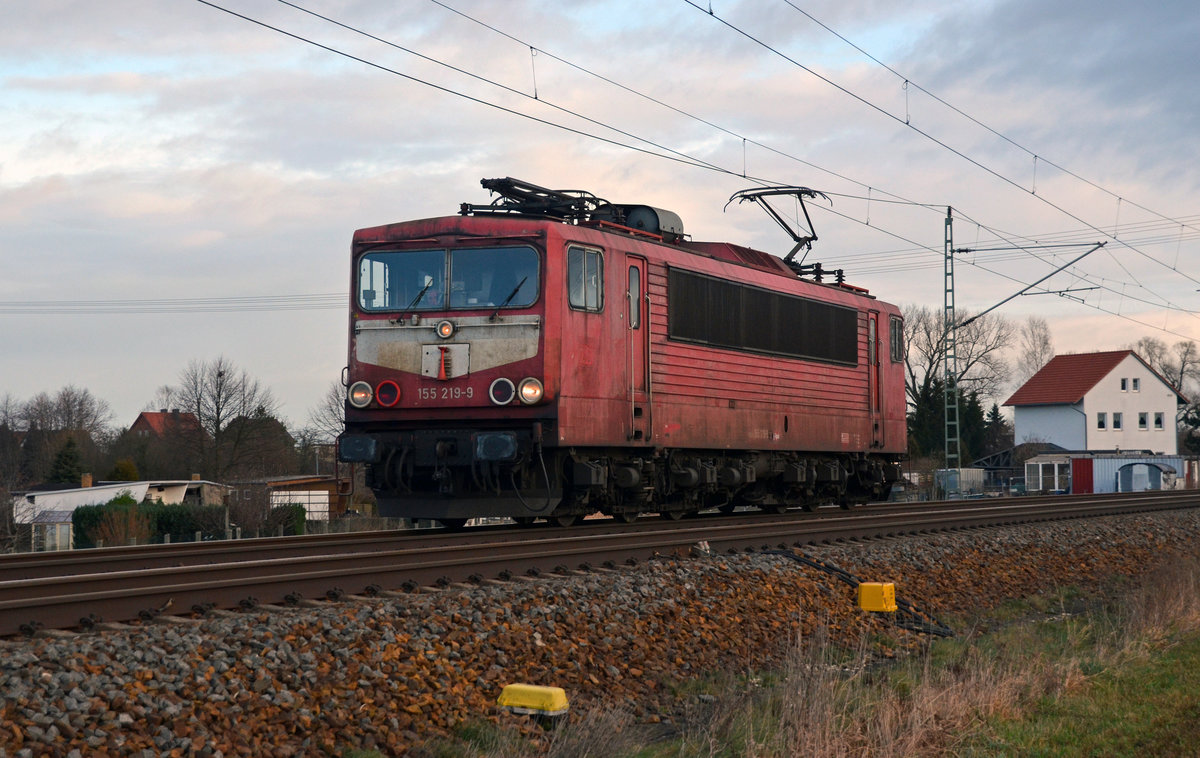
(568, 246, 603, 311)
(1132, 378, 1140, 392)
(1139, 412, 1148, 430)
(1097, 412, 1107, 430)
(1120, 378, 1128, 391)
(1155, 412, 1165, 430)
(1113, 412, 1123, 430)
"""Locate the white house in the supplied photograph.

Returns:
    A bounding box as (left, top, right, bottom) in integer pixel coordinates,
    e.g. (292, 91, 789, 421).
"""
(1003, 350, 1187, 454)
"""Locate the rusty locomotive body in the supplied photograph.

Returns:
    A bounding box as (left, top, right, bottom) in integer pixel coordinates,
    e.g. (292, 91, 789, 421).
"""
(338, 178, 906, 526)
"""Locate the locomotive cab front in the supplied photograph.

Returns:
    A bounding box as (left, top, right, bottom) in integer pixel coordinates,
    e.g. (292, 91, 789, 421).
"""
(338, 225, 559, 522)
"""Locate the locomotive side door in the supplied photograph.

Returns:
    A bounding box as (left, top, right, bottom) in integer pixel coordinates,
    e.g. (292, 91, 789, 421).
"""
(626, 255, 650, 441)
(868, 310, 882, 447)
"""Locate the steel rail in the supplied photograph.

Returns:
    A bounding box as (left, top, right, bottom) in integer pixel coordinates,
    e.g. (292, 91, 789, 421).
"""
(0, 527, 480, 582)
(0, 489, 1168, 582)
(1, 490, 1195, 636)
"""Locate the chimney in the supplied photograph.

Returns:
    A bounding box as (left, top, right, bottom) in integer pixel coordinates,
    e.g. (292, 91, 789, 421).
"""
(191, 473, 201, 481)
(81, 473, 93, 488)
(159, 408, 168, 413)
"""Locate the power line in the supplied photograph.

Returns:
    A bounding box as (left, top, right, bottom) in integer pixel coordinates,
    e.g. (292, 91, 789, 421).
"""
(273, 0, 743, 183)
(0, 294, 344, 315)
(194, 0, 722, 177)
(423, 0, 924, 209)
(189, 1, 1195, 336)
(421, 0, 1195, 319)
(779, 0, 1200, 243)
(686, 0, 1200, 295)
(428, 0, 1199, 320)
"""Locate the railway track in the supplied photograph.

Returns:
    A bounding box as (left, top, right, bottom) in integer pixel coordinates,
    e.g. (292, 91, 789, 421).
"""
(1, 490, 1196, 636)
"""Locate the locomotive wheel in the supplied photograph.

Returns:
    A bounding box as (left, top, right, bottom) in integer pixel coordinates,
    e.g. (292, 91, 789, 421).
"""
(550, 513, 579, 527)
(512, 517, 537, 527)
(717, 504, 736, 515)
(660, 509, 685, 521)
(613, 511, 640, 524)
(440, 518, 468, 530)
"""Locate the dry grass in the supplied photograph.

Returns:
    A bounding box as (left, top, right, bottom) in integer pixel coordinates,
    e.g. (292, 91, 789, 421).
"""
(671, 556, 1200, 758)
(418, 556, 1200, 757)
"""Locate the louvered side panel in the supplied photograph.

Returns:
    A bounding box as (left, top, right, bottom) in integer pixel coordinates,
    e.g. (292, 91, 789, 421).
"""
(646, 266, 868, 411)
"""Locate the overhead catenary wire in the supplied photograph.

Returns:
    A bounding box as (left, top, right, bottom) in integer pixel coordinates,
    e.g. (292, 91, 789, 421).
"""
(0, 293, 345, 315)
(778, 0, 1200, 245)
(685, 0, 1200, 296)
(171, 1, 1197, 336)
(422, 0, 1197, 320)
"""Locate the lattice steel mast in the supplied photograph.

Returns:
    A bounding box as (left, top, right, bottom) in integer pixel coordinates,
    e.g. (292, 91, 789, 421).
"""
(943, 208, 961, 491)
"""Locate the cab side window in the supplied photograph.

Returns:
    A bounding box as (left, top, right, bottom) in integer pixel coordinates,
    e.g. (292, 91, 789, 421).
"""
(889, 316, 904, 362)
(568, 246, 603, 312)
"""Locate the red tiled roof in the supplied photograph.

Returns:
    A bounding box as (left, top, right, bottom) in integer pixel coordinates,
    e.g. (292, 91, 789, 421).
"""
(130, 411, 201, 436)
(1003, 350, 1133, 406)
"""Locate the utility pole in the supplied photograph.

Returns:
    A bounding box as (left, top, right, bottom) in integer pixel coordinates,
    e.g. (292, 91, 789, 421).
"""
(943, 207, 961, 497)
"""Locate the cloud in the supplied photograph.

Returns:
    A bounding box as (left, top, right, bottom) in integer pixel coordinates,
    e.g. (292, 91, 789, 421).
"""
(1, 0, 1196, 424)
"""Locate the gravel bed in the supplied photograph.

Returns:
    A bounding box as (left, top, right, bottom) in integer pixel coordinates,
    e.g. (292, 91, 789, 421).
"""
(2, 507, 1199, 756)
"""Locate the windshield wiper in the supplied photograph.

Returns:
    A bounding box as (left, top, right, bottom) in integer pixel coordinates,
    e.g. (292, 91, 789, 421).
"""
(405, 280, 433, 312)
(489, 276, 528, 321)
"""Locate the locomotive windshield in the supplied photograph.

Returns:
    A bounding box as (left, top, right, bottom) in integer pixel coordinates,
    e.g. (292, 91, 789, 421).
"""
(358, 245, 539, 312)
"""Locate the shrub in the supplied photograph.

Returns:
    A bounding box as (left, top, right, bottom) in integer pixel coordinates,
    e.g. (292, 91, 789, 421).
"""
(73, 494, 228, 546)
(266, 503, 307, 536)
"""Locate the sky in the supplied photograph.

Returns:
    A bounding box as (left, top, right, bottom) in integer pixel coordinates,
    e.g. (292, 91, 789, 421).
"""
(2, 0, 1197, 430)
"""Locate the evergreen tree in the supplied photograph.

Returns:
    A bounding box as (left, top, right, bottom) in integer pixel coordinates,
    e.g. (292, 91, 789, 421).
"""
(907, 375, 945, 458)
(907, 381, 990, 463)
(983, 403, 1014, 457)
(1182, 405, 1200, 455)
(47, 438, 84, 485)
(960, 391, 987, 463)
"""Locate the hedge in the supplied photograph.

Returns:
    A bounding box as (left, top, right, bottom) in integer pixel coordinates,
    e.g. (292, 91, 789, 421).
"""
(72, 495, 228, 548)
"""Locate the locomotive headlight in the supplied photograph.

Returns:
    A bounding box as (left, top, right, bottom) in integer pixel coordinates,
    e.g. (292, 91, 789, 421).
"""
(436, 319, 455, 339)
(488, 377, 516, 405)
(375, 380, 401, 407)
(348, 381, 373, 408)
(518, 377, 544, 405)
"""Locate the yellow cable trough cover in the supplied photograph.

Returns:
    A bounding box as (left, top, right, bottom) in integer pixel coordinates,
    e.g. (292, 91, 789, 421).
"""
(497, 684, 569, 716)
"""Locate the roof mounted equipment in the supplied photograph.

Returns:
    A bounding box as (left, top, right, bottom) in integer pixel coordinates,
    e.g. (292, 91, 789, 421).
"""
(461, 177, 685, 242)
(461, 177, 608, 221)
(726, 186, 829, 272)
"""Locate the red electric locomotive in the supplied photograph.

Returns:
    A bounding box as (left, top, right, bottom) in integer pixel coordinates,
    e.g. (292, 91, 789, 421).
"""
(338, 178, 906, 526)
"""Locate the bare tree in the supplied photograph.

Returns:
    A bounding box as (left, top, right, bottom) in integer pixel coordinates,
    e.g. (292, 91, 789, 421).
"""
(13, 386, 113, 484)
(902, 304, 1015, 411)
(0, 393, 19, 551)
(0, 394, 20, 428)
(19, 386, 112, 438)
(1131, 337, 1200, 395)
(0, 393, 22, 491)
(306, 381, 346, 443)
(142, 385, 179, 413)
(1014, 316, 1055, 386)
(173, 357, 286, 480)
